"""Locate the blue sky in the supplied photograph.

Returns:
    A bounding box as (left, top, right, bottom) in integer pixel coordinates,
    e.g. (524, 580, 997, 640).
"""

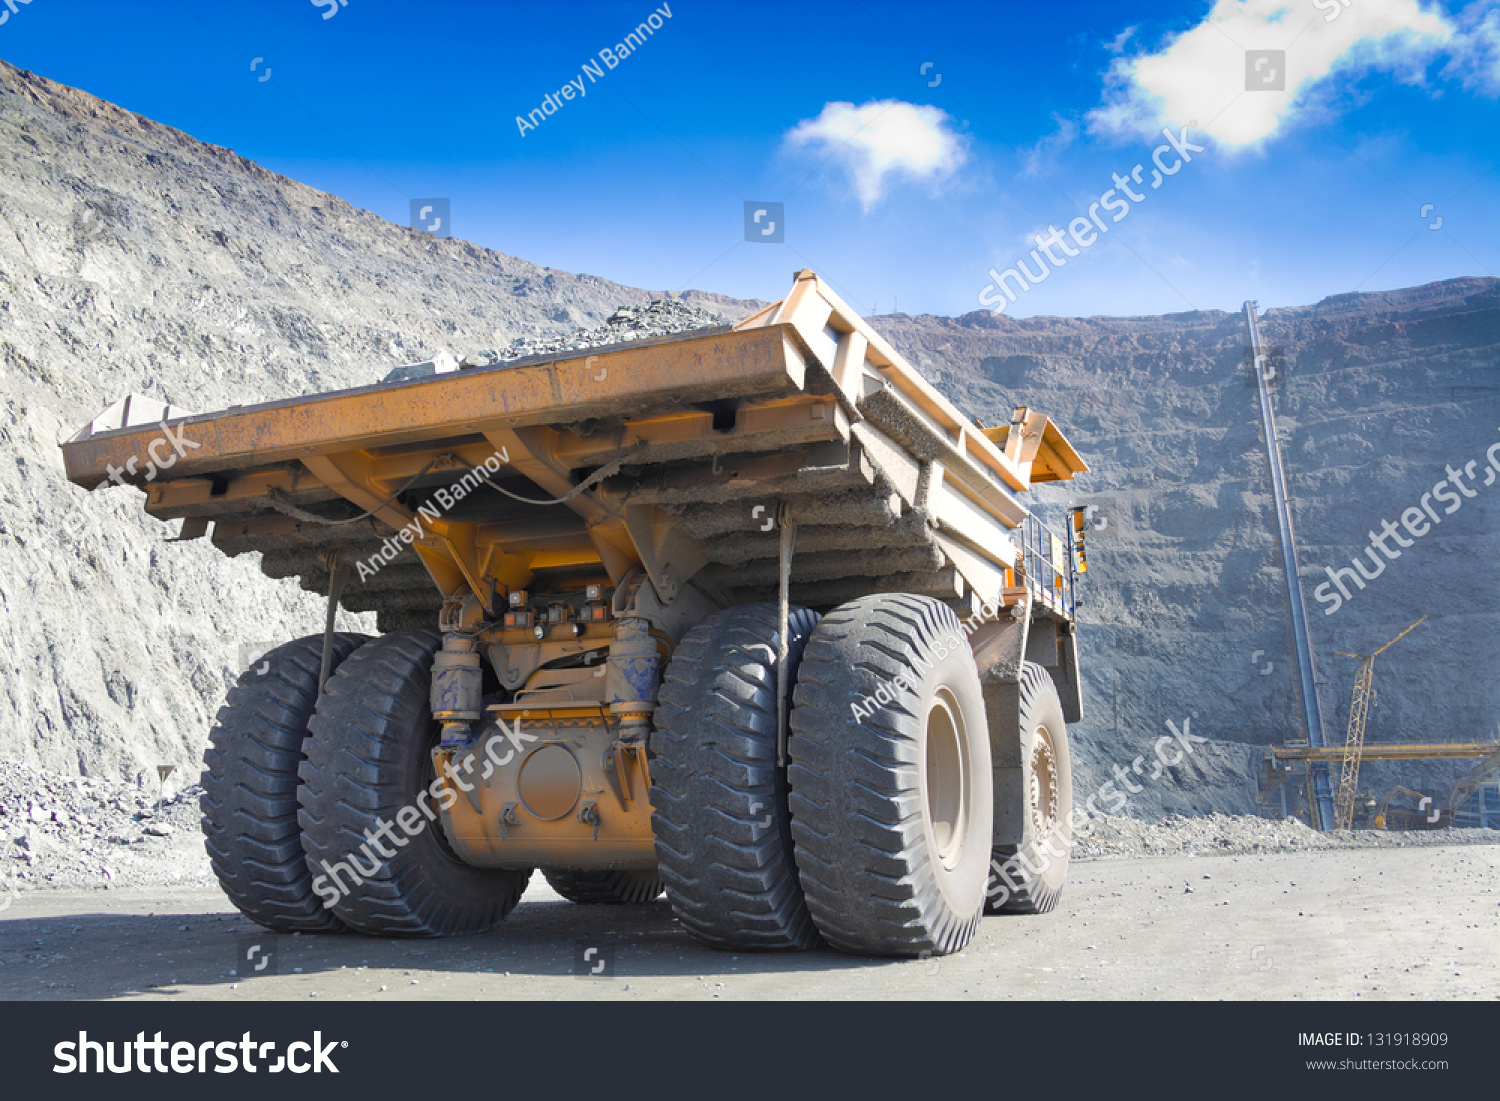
(3, 0, 1498, 318)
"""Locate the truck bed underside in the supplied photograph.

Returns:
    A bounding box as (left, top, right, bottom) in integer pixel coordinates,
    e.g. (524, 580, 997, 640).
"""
(61, 272, 1087, 629)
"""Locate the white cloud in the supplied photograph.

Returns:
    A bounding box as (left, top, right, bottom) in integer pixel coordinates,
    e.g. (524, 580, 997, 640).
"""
(1444, 2, 1500, 92)
(1089, 0, 1455, 148)
(1108, 26, 1138, 55)
(783, 100, 968, 210)
(1021, 114, 1080, 178)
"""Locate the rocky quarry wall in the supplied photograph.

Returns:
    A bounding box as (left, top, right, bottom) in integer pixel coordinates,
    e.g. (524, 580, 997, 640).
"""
(877, 286, 1500, 817)
(2, 61, 1495, 822)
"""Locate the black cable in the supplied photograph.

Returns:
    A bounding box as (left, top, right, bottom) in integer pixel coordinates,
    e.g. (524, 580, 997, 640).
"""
(265, 455, 451, 525)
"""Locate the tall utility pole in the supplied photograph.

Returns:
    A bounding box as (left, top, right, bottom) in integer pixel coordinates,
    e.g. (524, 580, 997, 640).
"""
(1243, 302, 1335, 830)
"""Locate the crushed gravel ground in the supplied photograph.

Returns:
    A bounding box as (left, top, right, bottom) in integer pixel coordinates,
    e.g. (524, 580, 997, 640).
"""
(0, 762, 211, 898)
(5, 845, 1495, 1000)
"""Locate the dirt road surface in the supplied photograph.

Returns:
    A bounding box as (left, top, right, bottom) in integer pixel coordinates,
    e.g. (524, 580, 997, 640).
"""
(3, 844, 1495, 1001)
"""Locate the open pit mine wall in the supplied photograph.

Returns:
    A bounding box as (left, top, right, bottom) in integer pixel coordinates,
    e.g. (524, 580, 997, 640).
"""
(2, 60, 1495, 820)
(871, 283, 1499, 817)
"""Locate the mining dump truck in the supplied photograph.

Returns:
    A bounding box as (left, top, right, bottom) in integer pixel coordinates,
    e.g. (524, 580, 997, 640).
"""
(61, 271, 1089, 958)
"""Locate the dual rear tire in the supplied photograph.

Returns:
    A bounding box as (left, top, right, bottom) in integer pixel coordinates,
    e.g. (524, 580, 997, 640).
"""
(649, 603, 822, 950)
(202, 629, 530, 938)
(985, 660, 1073, 914)
(650, 594, 1057, 958)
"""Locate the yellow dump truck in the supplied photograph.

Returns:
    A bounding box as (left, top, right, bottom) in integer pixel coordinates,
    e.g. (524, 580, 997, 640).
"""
(61, 271, 1089, 958)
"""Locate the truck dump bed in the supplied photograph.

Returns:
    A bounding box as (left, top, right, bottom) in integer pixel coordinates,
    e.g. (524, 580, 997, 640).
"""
(61, 271, 1088, 629)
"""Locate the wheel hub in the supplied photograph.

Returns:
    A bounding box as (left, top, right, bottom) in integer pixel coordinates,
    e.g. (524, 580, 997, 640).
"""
(923, 691, 969, 870)
(1028, 729, 1059, 835)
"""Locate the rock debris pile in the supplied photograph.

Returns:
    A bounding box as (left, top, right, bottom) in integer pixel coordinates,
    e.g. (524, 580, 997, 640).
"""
(491, 298, 728, 363)
(1074, 812, 1500, 861)
(0, 761, 211, 895)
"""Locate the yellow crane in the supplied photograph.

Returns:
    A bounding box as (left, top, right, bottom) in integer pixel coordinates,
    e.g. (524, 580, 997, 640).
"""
(1332, 617, 1427, 831)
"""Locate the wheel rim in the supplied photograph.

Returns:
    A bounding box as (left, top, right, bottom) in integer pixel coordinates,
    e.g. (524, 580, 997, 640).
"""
(1028, 725, 1060, 835)
(923, 690, 969, 870)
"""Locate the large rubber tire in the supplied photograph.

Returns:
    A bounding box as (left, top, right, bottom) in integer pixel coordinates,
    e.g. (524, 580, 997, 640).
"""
(543, 869, 663, 904)
(788, 594, 993, 957)
(297, 628, 531, 936)
(200, 632, 371, 933)
(985, 660, 1073, 915)
(649, 603, 821, 951)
